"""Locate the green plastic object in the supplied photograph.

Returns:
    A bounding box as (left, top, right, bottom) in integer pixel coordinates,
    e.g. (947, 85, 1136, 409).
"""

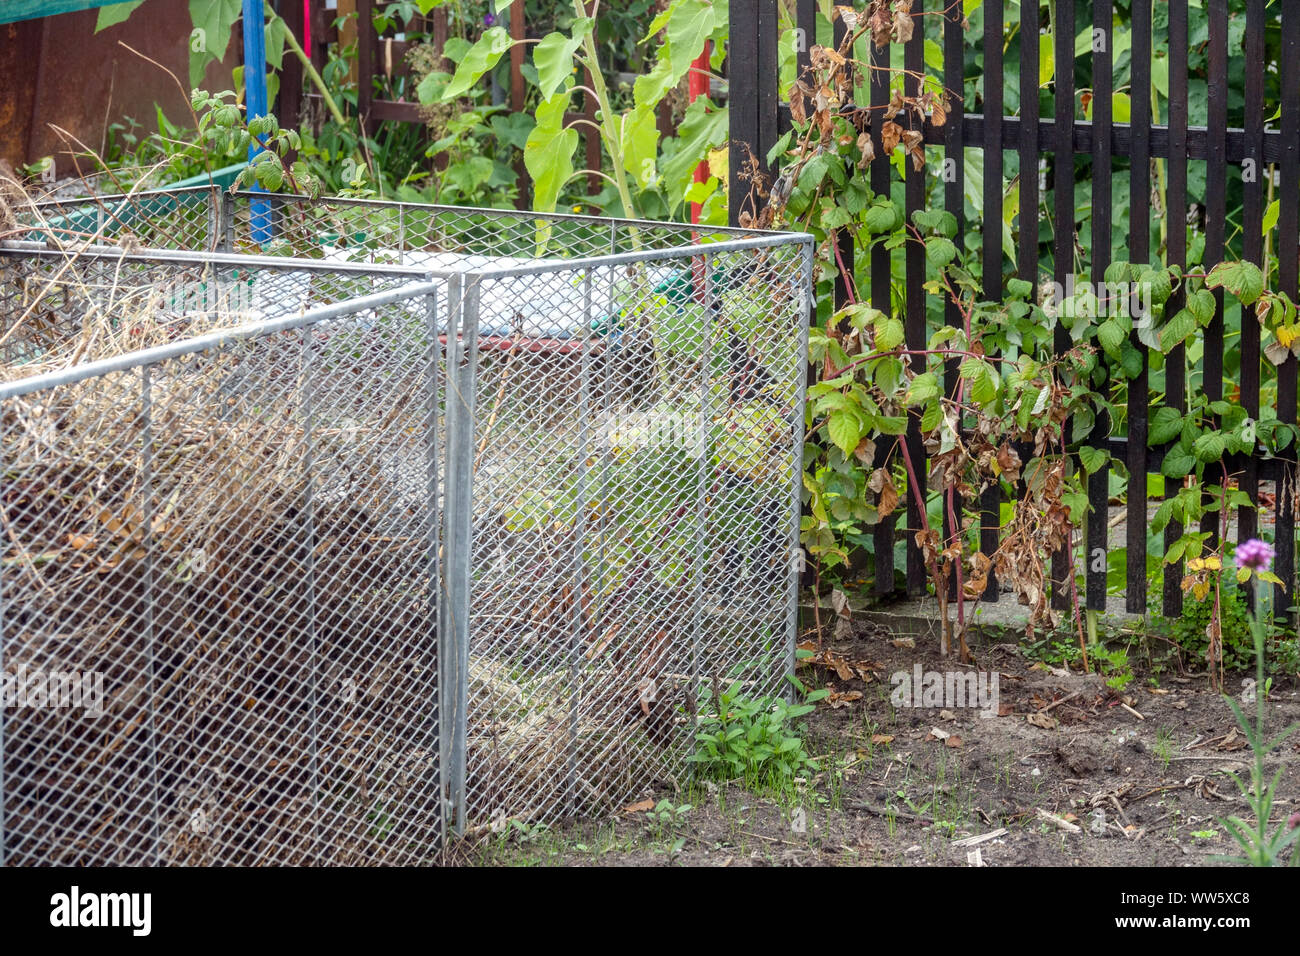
(33, 162, 248, 245)
(0, 1, 125, 26)
(653, 266, 729, 306)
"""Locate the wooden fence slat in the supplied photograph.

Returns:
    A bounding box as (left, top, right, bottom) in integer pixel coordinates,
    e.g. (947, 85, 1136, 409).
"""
(1085, 0, 1113, 613)
(980, 0, 1004, 601)
(1239, 0, 1267, 565)
(1163, 0, 1190, 619)
(942, 0, 966, 600)
(1276, 5, 1300, 617)
(903, 0, 927, 597)
(1126, 0, 1152, 613)
(868, 14, 896, 597)
(1201, 0, 1229, 547)
(1051, 0, 1075, 612)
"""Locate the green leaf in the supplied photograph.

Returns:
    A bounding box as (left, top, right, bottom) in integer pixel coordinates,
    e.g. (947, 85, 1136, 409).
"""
(1206, 260, 1266, 307)
(920, 399, 942, 432)
(907, 371, 940, 405)
(1007, 277, 1034, 299)
(659, 98, 728, 211)
(826, 411, 863, 458)
(925, 236, 957, 268)
(1111, 92, 1132, 124)
(875, 316, 905, 351)
(663, 0, 715, 80)
(1137, 267, 1172, 306)
(1039, 37, 1055, 87)
(1097, 317, 1125, 356)
(619, 104, 661, 188)
(1149, 407, 1184, 445)
(1189, 288, 1217, 324)
(1263, 199, 1281, 237)
(863, 202, 898, 234)
(633, 55, 675, 109)
(442, 26, 514, 100)
(969, 362, 998, 407)
(1192, 431, 1226, 463)
(525, 92, 578, 213)
(95, 1, 145, 31)
(1162, 449, 1197, 479)
(533, 21, 591, 98)
(876, 415, 908, 436)
(1078, 445, 1108, 475)
(1159, 308, 1196, 352)
(188, 0, 241, 87)
(911, 208, 946, 232)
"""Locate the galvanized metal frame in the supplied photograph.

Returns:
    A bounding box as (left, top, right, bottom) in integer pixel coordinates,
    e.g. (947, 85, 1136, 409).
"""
(0, 205, 814, 859)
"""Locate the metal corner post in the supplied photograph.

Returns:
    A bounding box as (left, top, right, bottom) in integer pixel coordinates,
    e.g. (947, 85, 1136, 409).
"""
(786, 239, 815, 698)
(440, 273, 479, 837)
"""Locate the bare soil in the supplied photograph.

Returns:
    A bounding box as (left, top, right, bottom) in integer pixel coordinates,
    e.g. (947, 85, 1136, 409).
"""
(468, 617, 1300, 867)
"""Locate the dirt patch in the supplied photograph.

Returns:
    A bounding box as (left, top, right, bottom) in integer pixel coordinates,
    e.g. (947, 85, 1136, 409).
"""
(467, 620, 1300, 866)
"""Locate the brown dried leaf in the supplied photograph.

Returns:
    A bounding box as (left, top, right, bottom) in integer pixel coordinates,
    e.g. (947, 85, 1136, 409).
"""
(995, 443, 1023, 482)
(856, 131, 875, 168)
(830, 587, 851, 618)
(868, 467, 900, 516)
(623, 799, 655, 813)
(881, 120, 904, 156)
(828, 689, 864, 709)
(893, 9, 914, 45)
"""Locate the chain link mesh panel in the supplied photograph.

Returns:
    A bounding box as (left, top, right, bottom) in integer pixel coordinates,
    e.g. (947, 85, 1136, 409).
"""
(1, 248, 447, 865)
(455, 238, 811, 833)
(20, 191, 767, 264)
(2, 207, 812, 854)
(16, 187, 222, 253)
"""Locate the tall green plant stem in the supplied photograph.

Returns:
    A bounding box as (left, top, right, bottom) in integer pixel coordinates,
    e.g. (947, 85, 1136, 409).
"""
(572, 0, 638, 221)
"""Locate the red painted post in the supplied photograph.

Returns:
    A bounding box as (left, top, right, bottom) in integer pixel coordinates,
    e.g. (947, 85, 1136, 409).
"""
(688, 40, 711, 225)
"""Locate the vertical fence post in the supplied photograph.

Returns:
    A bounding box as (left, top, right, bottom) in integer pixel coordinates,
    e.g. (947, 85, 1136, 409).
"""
(788, 240, 815, 688)
(1163, 2, 1189, 618)
(1051, 0, 1076, 612)
(220, 191, 235, 253)
(1084, 1, 1112, 613)
(1126, 0, 1152, 614)
(942, 0, 965, 601)
(567, 271, 593, 816)
(1201, 0, 1228, 549)
(1238, 0, 1267, 584)
(439, 273, 477, 835)
(903, 1, 927, 598)
(728, 0, 778, 226)
(422, 285, 444, 846)
(242, 0, 272, 243)
(869, 16, 895, 597)
(980, 0, 1004, 601)
(356, 0, 376, 136)
(1276, 5, 1300, 618)
(299, 330, 322, 860)
(691, 254, 713, 705)
(140, 364, 161, 865)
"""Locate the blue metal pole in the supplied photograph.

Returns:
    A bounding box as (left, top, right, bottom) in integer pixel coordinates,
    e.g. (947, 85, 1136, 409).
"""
(243, 0, 272, 242)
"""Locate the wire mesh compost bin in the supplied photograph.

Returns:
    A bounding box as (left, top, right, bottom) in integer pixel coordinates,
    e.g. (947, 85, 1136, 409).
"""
(2, 197, 814, 857)
(0, 247, 448, 865)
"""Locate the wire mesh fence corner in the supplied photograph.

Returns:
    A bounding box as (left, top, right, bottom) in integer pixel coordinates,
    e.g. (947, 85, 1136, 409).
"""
(0, 201, 814, 862)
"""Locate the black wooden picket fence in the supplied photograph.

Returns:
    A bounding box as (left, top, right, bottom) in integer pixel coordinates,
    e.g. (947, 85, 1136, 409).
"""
(728, 0, 1300, 620)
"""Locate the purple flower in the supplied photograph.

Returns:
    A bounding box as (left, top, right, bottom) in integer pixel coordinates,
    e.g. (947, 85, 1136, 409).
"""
(483, 12, 496, 26)
(1235, 538, 1275, 573)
